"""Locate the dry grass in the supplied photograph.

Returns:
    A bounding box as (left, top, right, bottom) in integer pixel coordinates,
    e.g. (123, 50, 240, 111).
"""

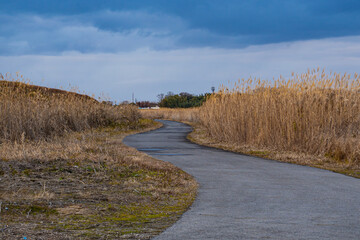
(0, 121, 197, 239)
(140, 108, 199, 123)
(0, 75, 139, 141)
(200, 69, 360, 166)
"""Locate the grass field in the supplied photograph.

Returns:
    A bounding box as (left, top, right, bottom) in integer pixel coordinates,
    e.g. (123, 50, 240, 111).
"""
(141, 69, 360, 177)
(140, 107, 199, 123)
(0, 78, 197, 239)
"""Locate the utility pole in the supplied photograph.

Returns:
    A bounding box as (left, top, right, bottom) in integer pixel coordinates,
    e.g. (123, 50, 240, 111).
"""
(132, 92, 134, 103)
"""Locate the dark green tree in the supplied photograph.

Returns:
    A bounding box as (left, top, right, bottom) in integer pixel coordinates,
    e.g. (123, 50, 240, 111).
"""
(158, 92, 211, 108)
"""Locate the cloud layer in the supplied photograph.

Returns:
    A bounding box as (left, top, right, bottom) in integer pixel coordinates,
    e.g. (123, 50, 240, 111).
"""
(1, 1, 360, 101)
(0, 11, 185, 55)
(2, 35, 360, 101)
(1, 0, 360, 55)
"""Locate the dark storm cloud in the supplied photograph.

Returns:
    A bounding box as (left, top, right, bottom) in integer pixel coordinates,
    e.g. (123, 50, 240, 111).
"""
(0, 0, 360, 54)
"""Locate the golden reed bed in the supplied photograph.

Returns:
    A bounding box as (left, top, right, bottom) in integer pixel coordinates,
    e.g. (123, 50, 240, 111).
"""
(142, 69, 360, 169)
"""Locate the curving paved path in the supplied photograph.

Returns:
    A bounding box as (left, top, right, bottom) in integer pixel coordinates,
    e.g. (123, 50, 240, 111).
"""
(124, 120, 360, 240)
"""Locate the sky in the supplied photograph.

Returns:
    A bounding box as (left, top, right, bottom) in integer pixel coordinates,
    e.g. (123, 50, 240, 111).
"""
(1, 0, 360, 102)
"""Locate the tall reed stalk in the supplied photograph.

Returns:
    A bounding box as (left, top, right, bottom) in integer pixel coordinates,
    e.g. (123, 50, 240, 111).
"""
(199, 69, 360, 164)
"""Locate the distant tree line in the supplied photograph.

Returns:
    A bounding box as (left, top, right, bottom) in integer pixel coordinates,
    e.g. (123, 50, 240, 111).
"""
(136, 101, 158, 108)
(157, 92, 211, 108)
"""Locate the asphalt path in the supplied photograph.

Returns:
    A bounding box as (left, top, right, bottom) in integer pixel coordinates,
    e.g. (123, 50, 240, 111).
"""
(124, 120, 360, 240)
